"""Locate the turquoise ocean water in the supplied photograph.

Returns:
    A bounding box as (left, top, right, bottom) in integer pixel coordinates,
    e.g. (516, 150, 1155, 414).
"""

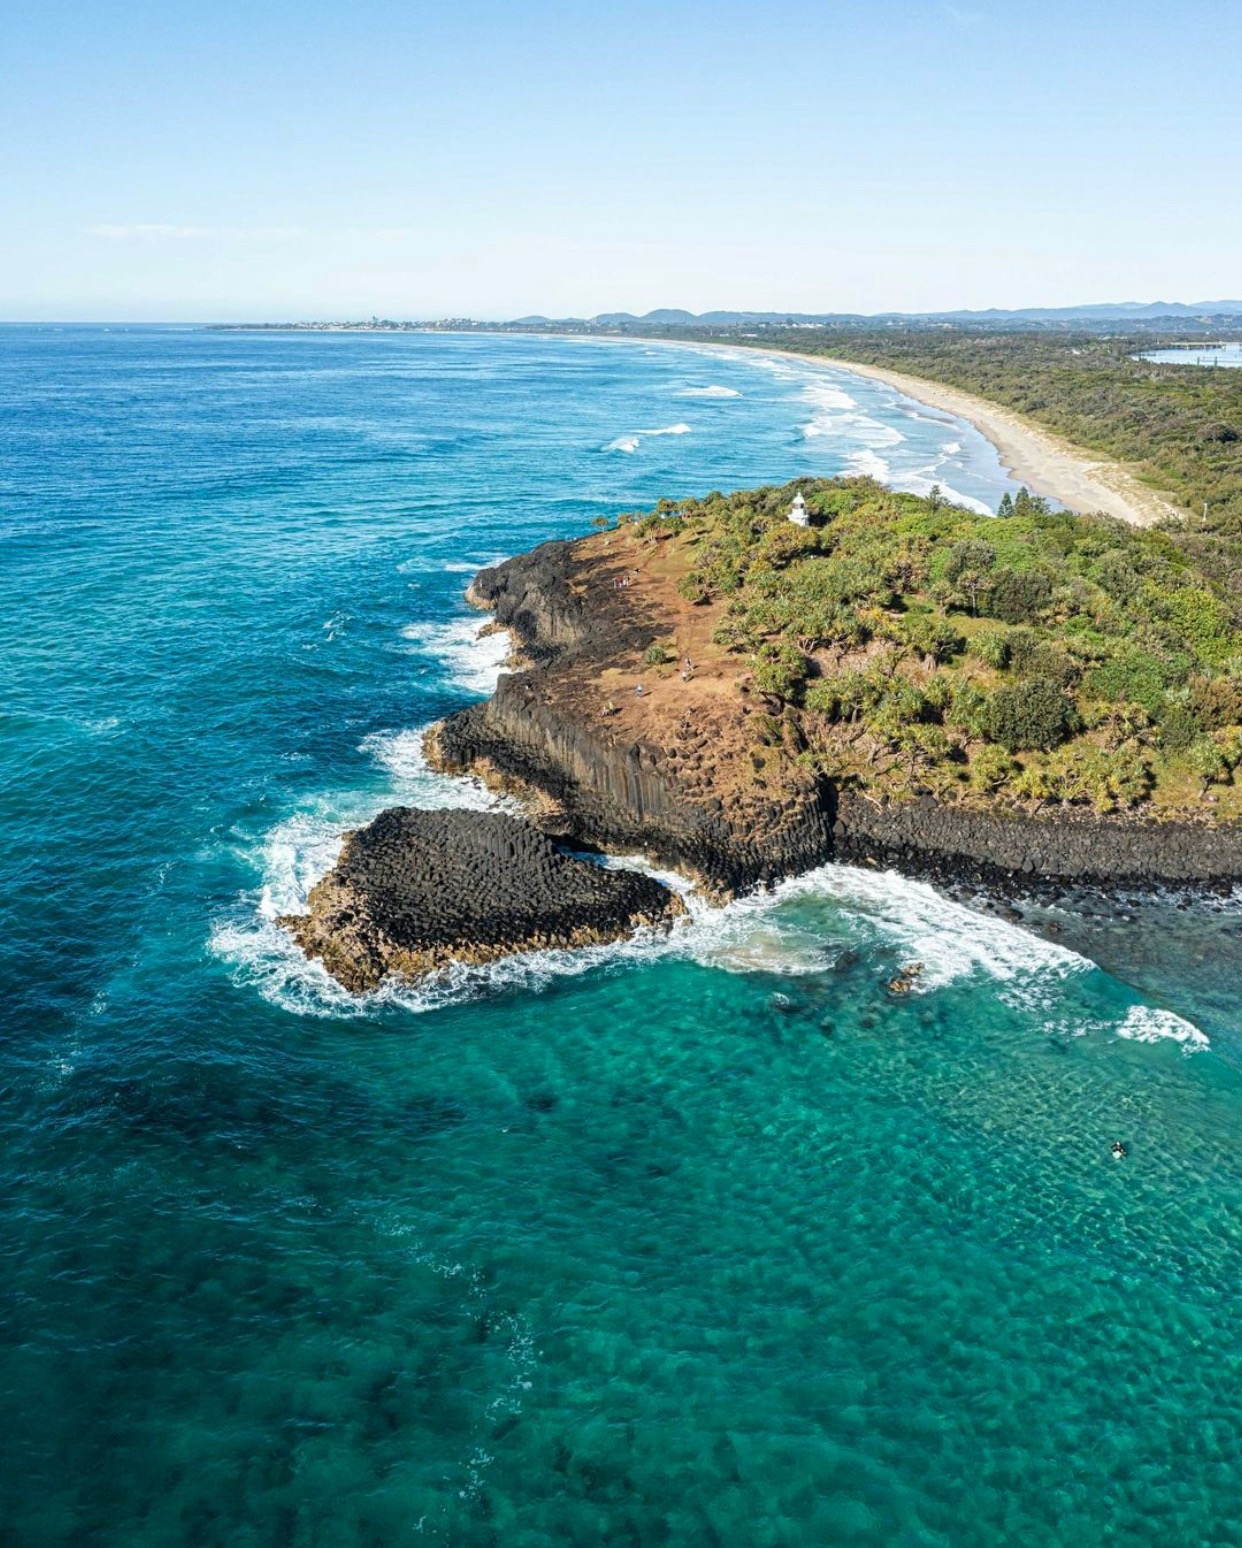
(2, 327, 1240, 1547)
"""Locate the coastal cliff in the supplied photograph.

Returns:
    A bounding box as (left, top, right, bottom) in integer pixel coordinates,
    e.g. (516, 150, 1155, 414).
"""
(428, 501, 1242, 895)
(431, 539, 836, 893)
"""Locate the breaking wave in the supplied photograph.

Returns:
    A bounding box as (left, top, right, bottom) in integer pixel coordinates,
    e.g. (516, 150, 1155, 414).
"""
(1116, 1004, 1209, 1051)
(399, 617, 511, 694)
(603, 423, 693, 453)
(214, 813, 1205, 1053)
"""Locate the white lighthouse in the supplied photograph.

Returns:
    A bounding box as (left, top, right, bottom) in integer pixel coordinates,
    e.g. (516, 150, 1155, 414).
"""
(788, 491, 810, 526)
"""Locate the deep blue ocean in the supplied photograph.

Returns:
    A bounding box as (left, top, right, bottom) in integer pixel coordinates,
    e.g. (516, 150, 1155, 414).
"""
(3, 327, 1240, 1547)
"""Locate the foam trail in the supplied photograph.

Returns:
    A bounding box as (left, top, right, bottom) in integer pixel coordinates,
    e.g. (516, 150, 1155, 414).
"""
(677, 385, 741, 399)
(359, 728, 511, 810)
(753, 864, 1087, 989)
(604, 424, 691, 454)
(211, 718, 520, 1017)
(442, 557, 507, 574)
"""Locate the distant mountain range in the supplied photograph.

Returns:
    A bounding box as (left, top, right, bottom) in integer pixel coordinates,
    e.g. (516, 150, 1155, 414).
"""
(507, 302, 1242, 328)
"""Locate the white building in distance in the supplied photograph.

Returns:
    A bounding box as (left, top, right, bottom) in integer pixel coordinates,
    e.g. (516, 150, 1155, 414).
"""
(788, 491, 810, 526)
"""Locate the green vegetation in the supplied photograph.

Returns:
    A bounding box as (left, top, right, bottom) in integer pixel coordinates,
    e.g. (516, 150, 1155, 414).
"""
(720, 328, 1242, 589)
(631, 477, 1242, 815)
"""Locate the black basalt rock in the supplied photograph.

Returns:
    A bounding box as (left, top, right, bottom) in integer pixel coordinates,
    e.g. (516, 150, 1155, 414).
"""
(281, 807, 685, 992)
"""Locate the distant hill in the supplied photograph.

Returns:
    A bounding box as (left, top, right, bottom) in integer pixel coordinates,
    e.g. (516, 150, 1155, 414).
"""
(937, 301, 1242, 322)
(505, 302, 1242, 329)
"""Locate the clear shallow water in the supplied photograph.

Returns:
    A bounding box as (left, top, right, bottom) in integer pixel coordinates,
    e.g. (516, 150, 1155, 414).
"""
(1141, 343, 1242, 368)
(2, 327, 1240, 1547)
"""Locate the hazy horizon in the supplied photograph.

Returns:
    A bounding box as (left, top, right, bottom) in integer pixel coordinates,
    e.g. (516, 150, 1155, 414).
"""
(3, 0, 1240, 321)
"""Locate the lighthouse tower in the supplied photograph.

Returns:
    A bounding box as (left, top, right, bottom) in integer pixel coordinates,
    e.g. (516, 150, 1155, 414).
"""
(788, 491, 810, 526)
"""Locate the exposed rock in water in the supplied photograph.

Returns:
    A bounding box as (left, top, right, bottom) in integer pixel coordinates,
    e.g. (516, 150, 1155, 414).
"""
(280, 806, 685, 992)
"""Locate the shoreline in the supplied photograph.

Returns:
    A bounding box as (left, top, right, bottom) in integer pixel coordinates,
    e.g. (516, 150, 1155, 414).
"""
(562, 332, 1190, 528)
(449, 328, 1190, 528)
(806, 353, 1187, 528)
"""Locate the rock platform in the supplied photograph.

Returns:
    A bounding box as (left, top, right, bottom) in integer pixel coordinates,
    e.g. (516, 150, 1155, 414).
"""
(281, 806, 685, 992)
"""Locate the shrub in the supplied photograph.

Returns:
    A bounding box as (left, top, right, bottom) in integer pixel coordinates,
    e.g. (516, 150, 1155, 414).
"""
(901, 612, 964, 663)
(1187, 735, 1232, 796)
(897, 722, 952, 774)
(983, 677, 1072, 752)
(1188, 675, 1242, 730)
(984, 568, 1053, 625)
(804, 670, 871, 721)
(968, 627, 1010, 669)
(1159, 702, 1200, 753)
(1084, 699, 1153, 749)
(946, 539, 997, 583)
(1084, 650, 1173, 715)
(1011, 762, 1056, 808)
(1027, 644, 1078, 687)
(712, 617, 761, 653)
(1050, 745, 1154, 811)
(969, 745, 1016, 793)
(758, 525, 822, 569)
(1159, 587, 1234, 662)
(752, 642, 810, 701)
(1006, 628, 1041, 672)
(642, 642, 672, 667)
(946, 681, 992, 739)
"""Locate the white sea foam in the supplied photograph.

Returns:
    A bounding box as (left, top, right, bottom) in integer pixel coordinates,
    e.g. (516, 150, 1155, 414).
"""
(399, 617, 511, 693)
(359, 727, 511, 811)
(800, 379, 858, 415)
(396, 553, 508, 576)
(212, 605, 519, 1005)
(605, 435, 641, 454)
(845, 448, 893, 482)
(677, 385, 741, 398)
(799, 381, 905, 454)
(210, 717, 521, 1016)
(215, 854, 1080, 1018)
(763, 865, 1087, 990)
(215, 822, 1208, 1060)
(1115, 1004, 1208, 1052)
(838, 443, 995, 515)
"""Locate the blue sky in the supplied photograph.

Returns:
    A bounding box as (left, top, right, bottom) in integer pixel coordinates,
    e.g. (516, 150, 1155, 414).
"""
(2, 0, 1239, 319)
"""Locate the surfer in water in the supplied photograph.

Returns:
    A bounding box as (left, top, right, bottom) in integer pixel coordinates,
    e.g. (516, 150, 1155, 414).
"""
(1111, 1140, 1128, 1161)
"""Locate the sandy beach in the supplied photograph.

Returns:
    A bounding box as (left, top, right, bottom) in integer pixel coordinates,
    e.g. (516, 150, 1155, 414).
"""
(779, 352, 1187, 527)
(558, 330, 1189, 527)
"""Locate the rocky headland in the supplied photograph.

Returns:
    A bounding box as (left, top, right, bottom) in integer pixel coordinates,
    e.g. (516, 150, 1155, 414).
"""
(280, 806, 684, 992)
(286, 478, 1242, 992)
(426, 511, 1242, 899)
